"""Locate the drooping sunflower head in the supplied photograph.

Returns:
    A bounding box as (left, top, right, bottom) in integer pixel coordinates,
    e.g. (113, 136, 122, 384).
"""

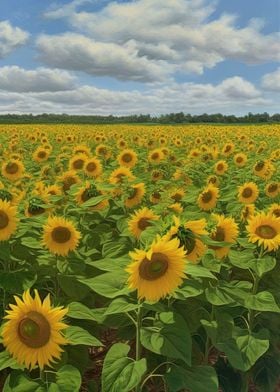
(207, 175, 219, 187)
(126, 236, 186, 302)
(42, 216, 81, 256)
(2, 160, 25, 181)
(197, 184, 220, 211)
(238, 182, 259, 204)
(128, 207, 159, 239)
(209, 214, 239, 258)
(0, 200, 17, 241)
(246, 212, 280, 252)
(265, 182, 279, 198)
(84, 157, 103, 178)
(241, 204, 255, 223)
(117, 149, 138, 168)
(60, 170, 81, 193)
(2, 289, 68, 369)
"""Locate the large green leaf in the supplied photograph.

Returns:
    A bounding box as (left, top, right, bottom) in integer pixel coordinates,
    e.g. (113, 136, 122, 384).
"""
(104, 297, 139, 315)
(244, 291, 280, 313)
(165, 365, 218, 392)
(65, 326, 103, 346)
(140, 312, 192, 365)
(79, 271, 130, 298)
(185, 264, 217, 280)
(67, 302, 100, 322)
(0, 351, 24, 371)
(101, 343, 146, 392)
(3, 371, 44, 392)
(55, 365, 82, 392)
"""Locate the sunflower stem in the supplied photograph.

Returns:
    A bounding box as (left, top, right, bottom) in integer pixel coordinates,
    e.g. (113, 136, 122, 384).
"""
(135, 303, 143, 392)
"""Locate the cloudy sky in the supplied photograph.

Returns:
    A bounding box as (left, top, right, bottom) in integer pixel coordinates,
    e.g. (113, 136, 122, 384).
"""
(0, 0, 279, 115)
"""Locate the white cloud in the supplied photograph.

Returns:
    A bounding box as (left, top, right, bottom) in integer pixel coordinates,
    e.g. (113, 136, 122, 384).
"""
(42, 0, 280, 80)
(0, 66, 76, 92)
(0, 76, 269, 115)
(37, 33, 171, 82)
(0, 20, 29, 59)
(261, 68, 280, 92)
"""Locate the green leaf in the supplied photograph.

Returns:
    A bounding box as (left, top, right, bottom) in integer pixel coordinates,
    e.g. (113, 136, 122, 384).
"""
(67, 302, 100, 322)
(165, 365, 219, 392)
(0, 270, 36, 292)
(79, 271, 130, 298)
(101, 343, 147, 392)
(202, 251, 221, 273)
(254, 256, 276, 277)
(185, 264, 217, 280)
(0, 351, 24, 371)
(20, 237, 42, 249)
(104, 297, 139, 315)
(57, 275, 89, 301)
(3, 371, 44, 392)
(244, 291, 280, 313)
(228, 249, 255, 269)
(88, 256, 130, 272)
(140, 312, 192, 365)
(102, 241, 131, 258)
(55, 365, 82, 392)
(65, 326, 103, 346)
(205, 282, 249, 306)
(81, 195, 107, 208)
(174, 280, 203, 299)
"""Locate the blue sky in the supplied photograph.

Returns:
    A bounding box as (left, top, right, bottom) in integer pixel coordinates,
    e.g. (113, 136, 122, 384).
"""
(0, 0, 279, 115)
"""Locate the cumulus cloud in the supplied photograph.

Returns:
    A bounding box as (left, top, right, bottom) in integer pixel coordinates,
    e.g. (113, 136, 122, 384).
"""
(42, 0, 280, 79)
(36, 33, 170, 82)
(0, 76, 268, 115)
(261, 68, 280, 92)
(0, 20, 29, 59)
(0, 66, 76, 92)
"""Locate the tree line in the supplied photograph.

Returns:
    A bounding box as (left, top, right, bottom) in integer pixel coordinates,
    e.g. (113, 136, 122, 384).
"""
(0, 112, 279, 124)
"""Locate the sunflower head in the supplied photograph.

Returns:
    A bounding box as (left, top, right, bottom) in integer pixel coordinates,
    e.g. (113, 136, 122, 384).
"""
(238, 182, 259, 204)
(0, 200, 17, 241)
(2, 290, 68, 369)
(246, 212, 280, 252)
(197, 184, 219, 211)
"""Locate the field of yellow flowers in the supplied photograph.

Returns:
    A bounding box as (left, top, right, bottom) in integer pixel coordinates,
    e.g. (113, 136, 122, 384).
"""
(0, 123, 279, 392)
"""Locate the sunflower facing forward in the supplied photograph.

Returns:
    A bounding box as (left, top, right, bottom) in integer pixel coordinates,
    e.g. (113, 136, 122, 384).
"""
(2, 160, 25, 181)
(126, 236, 186, 302)
(246, 212, 280, 252)
(2, 290, 68, 369)
(197, 184, 220, 211)
(43, 216, 81, 256)
(128, 207, 159, 239)
(238, 182, 259, 204)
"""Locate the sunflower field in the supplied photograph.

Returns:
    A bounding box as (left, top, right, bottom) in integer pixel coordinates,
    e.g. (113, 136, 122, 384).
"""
(0, 123, 279, 392)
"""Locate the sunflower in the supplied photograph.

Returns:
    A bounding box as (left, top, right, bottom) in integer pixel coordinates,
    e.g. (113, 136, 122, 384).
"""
(2, 290, 68, 369)
(44, 185, 62, 197)
(207, 175, 219, 187)
(253, 160, 268, 179)
(109, 167, 135, 185)
(268, 204, 280, 218)
(33, 147, 49, 163)
(84, 157, 103, 178)
(0, 200, 17, 241)
(125, 183, 145, 208)
(148, 149, 164, 164)
(150, 190, 162, 204)
(168, 202, 183, 214)
(25, 196, 47, 217)
(75, 181, 108, 210)
(170, 189, 185, 203)
(234, 153, 247, 167)
(42, 216, 81, 256)
(60, 170, 80, 193)
(241, 204, 255, 223)
(246, 213, 280, 251)
(210, 214, 239, 258)
(2, 160, 24, 181)
(128, 207, 159, 239)
(265, 182, 279, 198)
(73, 144, 91, 157)
(151, 169, 163, 181)
(238, 182, 259, 204)
(126, 236, 186, 302)
(164, 216, 208, 263)
(117, 149, 138, 168)
(197, 184, 220, 211)
(214, 160, 228, 175)
(222, 142, 234, 156)
(69, 153, 88, 171)
(95, 144, 111, 160)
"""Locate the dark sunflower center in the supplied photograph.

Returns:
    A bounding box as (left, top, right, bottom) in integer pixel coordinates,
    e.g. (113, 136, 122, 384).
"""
(201, 191, 213, 203)
(86, 162, 97, 172)
(268, 184, 277, 192)
(63, 177, 77, 192)
(38, 151, 46, 159)
(122, 153, 132, 163)
(73, 159, 84, 169)
(273, 209, 280, 218)
(217, 164, 224, 171)
(139, 253, 169, 281)
(28, 205, 45, 216)
(51, 226, 71, 243)
(0, 211, 9, 229)
(225, 145, 231, 152)
(137, 218, 151, 231)
(236, 157, 243, 163)
(208, 177, 217, 184)
(177, 226, 196, 254)
(152, 192, 161, 199)
(81, 186, 99, 202)
(151, 153, 159, 160)
(98, 148, 107, 155)
(171, 193, 182, 202)
(255, 161, 264, 171)
(255, 225, 276, 239)
(18, 311, 50, 348)
(242, 188, 253, 198)
(6, 162, 19, 174)
(210, 227, 225, 249)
